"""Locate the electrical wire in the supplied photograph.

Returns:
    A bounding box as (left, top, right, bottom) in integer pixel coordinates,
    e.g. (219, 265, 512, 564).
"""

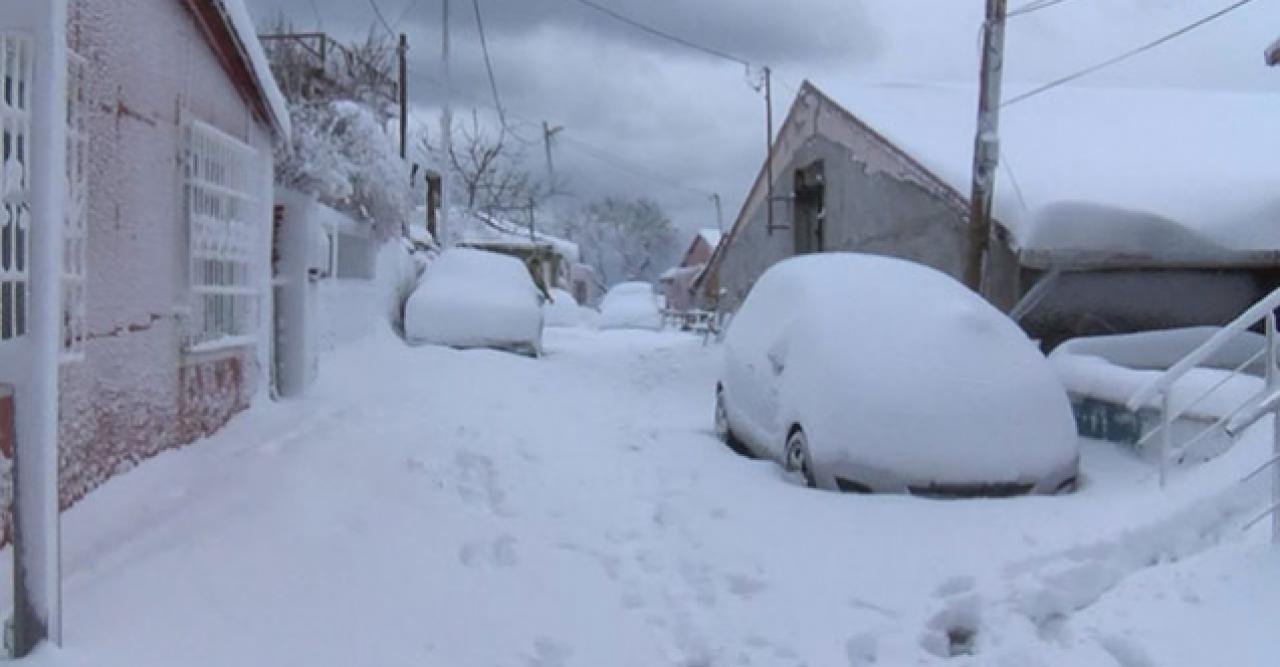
(472, 0, 509, 132)
(1008, 0, 1075, 19)
(565, 0, 752, 67)
(394, 0, 421, 29)
(409, 70, 708, 198)
(367, 0, 396, 37)
(1003, 0, 1258, 107)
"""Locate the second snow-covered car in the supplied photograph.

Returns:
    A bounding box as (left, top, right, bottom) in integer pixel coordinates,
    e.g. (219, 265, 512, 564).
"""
(405, 248, 545, 356)
(598, 282, 663, 331)
(714, 253, 1079, 496)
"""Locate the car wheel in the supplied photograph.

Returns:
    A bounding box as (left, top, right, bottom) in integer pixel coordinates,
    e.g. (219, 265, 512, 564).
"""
(715, 388, 755, 459)
(785, 428, 816, 488)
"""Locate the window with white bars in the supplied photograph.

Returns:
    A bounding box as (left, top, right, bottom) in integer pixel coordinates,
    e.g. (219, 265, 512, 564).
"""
(61, 38, 88, 361)
(0, 34, 32, 343)
(183, 119, 259, 351)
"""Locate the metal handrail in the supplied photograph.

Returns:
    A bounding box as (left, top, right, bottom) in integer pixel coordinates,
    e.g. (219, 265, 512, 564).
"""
(1120, 287, 1280, 544)
(1134, 345, 1266, 449)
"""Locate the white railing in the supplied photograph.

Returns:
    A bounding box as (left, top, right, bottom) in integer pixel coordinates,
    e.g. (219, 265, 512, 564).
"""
(1126, 286, 1280, 542)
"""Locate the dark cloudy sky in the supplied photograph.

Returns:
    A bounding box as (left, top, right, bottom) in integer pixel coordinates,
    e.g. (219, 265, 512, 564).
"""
(248, 0, 1280, 244)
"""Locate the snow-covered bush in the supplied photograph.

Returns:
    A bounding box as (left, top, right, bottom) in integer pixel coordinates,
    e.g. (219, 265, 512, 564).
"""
(544, 288, 583, 328)
(276, 100, 410, 241)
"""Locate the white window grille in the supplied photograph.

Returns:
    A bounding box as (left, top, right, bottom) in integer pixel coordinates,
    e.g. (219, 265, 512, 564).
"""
(183, 119, 259, 351)
(60, 32, 87, 361)
(0, 34, 32, 343)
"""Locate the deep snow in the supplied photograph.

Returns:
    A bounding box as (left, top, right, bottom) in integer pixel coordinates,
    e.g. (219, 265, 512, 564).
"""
(12, 327, 1280, 666)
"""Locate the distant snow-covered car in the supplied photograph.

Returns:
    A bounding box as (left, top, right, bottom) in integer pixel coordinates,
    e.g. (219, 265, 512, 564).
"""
(405, 248, 544, 356)
(598, 282, 663, 331)
(544, 288, 584, 328)
(715, 253, 1079, 496)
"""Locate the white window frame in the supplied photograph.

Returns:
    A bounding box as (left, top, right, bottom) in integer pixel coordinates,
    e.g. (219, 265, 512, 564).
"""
(0, 33, 33, 346)
(182, 118, 259, 353)
(59, 35, 87, 362)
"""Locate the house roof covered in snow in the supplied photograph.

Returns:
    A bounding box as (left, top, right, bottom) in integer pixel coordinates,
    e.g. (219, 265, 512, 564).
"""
(443, 209, 580, 262)
(202, 0, 292, 137)
(802, 79, 1280, 255)
(697, 229, 723, 250)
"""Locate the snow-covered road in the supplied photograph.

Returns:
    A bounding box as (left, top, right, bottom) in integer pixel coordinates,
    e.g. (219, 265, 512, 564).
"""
(23, 328, 1280, 665)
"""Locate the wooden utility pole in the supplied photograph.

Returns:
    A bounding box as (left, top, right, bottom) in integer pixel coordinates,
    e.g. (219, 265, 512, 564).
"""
(710, 193, 723, 232)
(541, 121, 562, 183)
(963, 0, 1007, 292)
(439, 0, 453, 245)
(397, 33, 407, 159)
(763, 66, 777, 234)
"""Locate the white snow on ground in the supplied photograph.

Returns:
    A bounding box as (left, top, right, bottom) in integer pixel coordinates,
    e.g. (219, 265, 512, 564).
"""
(15, 328, 1280, 666)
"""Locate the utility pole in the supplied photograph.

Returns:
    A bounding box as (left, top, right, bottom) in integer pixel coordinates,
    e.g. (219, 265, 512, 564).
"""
(763, 66, 777, 234)
(710, 193, 723, 232)
(963, 0, 1007, 293)
(397, 33, 407, 159)
(541, 121, 563, 184)
(439, 0, 452, 246)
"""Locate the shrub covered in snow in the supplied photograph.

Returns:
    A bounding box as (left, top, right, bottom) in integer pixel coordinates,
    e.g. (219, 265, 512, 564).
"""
(405, 248, 544, 355)
(716, 253, 1078, 495)
(598, 282, 663, 331)
(275, 100, 410, 241)
(544, 288, 584, 328)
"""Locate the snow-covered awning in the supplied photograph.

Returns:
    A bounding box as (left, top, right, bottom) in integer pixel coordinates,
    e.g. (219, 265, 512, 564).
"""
(805, 80, 1280, 255)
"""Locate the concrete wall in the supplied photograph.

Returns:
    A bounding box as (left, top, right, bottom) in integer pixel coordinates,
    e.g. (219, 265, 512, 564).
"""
(1024, 269, 1276, 350)
(54, 0, 276, 509)
(716, 87, 1019, 315)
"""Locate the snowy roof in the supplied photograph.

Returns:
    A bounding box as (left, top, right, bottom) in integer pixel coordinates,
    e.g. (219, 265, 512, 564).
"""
(443, 208, 580, 262)
(697, 229, 723, 250)
(805, 79, 1280, 253)
(218, 0, 292, 137)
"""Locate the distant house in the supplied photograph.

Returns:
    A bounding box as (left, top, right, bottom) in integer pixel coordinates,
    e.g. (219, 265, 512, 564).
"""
(0, 0, 289, 529)
(659, 228, 721, 312)
(443, 209, 581, 294)
(696, 80, 1280, 349)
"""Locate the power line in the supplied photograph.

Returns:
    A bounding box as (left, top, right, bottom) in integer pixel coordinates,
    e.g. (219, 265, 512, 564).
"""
(565, 0, 752, 68)
(471, 0, 508, 130)
(367, 0, 396, 37)
(1008, 0, 1074, 18)
(559, 135, 714, 199)
(394, 0, 421, 28)
(1003, 0, 1258, 107)
(409, 70, 712, 198)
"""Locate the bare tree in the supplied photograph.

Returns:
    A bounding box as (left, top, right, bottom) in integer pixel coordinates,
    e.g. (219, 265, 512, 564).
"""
(421, 110, 563, 217)
(559, 197, 677, 284)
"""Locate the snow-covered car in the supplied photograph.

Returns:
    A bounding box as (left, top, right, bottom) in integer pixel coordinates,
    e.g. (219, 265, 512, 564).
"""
(544, 288, 584, 328)
(714, 253, 1079, 496)
(405, 248, 544, 356)
(598, 282, 663, 331)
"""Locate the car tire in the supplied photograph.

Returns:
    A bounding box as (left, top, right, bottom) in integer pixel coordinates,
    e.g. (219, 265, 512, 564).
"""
(785, 427, 817, 488)
(715, 388, 755, 459)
